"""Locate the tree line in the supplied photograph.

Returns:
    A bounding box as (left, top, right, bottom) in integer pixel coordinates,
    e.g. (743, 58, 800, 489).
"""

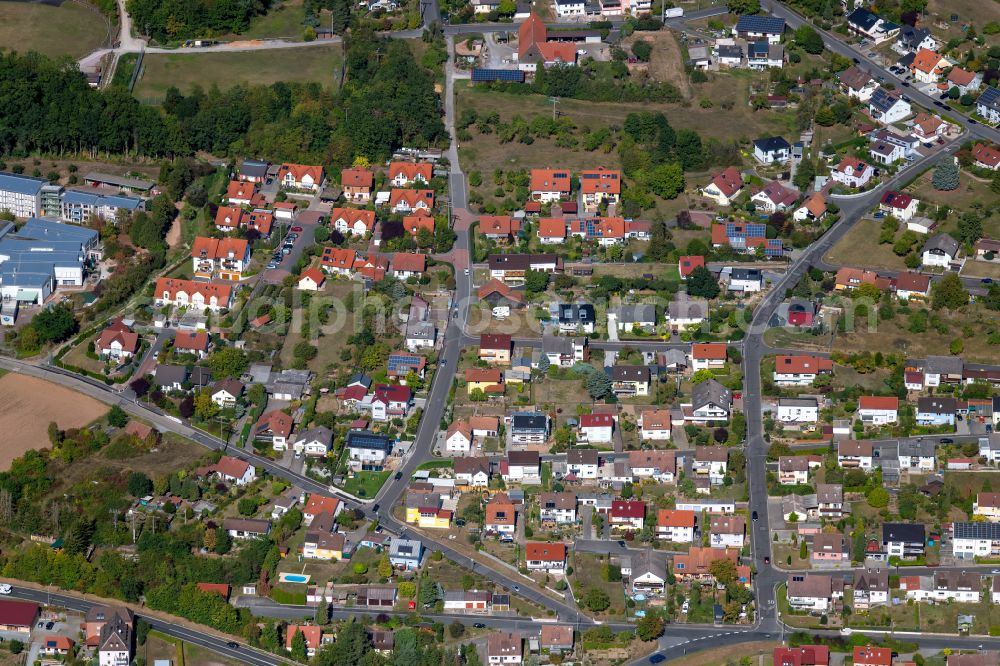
(1, 31, 445, 167)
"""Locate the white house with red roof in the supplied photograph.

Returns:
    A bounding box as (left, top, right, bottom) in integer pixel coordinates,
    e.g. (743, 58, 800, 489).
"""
(298, 267, 326, 291)
(97, 320, 140, 359)
(214, 206, 245, 233)
(578, 413, 614, 443)
(751, 180, 798, 213)
(858, 396, 899, 425)
(225, 180, 259, 207)
(945, 66, 982, 95)
(580, 168, 621, 211)
(639, 409, 672, 441)
(879, 191, 918, 221)
(701, 166, 744, 206)
(389, 189, 434, 214)
(154, 278, 233, 312)
(609, 500, 645, 531)
(174, 331, 210, 358)
(367, 384, 412, 422)
(389, 162, 433, 187)
(691, 343, 728, 371)
(773, 355, 833, 385)
(279, 163, 323, 191)
(191, 236, 251, 280)
(537, 217, 567, 244)
(391, 253, 427, 279)
(831, 157, 875, 189)
(208, 455, 255, 486)
(331, 208, 376, 237)
(678, 255, 705, 279)
(529, 168, 571, 202)
(656, 509, 696, 542)
(285, 625, 325, 658)
(972, 143, 1000, 170)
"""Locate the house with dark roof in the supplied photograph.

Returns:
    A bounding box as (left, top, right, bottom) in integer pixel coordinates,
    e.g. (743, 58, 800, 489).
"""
(868, 87, 911, 125)
(733, 14, 785, 43)
(847, 7, 899, 44)
(921, 232, 959, 268)
(977, 86, 1000, 125)
(752, 136, 792, 164)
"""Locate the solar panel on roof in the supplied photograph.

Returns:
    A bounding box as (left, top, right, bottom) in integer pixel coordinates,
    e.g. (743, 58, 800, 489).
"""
(472, 69, 525, 82)
(735, 15, 785, 34)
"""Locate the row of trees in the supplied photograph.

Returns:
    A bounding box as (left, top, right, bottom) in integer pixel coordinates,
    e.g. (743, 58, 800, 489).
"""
(2, 30, 444, 170)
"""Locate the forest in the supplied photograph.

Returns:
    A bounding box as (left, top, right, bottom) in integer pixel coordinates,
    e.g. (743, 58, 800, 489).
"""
(0, 31, 445, 166)
(126, 0, 274, 42)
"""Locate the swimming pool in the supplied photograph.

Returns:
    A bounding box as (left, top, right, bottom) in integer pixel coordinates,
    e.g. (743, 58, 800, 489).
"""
(278, 573, 311, 584)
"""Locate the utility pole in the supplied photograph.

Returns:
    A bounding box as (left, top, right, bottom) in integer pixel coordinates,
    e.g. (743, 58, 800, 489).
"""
(548, 96, 559, 120)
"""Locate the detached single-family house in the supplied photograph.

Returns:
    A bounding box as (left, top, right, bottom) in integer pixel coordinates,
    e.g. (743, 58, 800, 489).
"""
(578, 413, 614, 443)
(972, 143, 1000, 170)
(503, 450, 542, 483)
(830, 157, 876, 189)
(609, 500, 646, 531)
(294, 426, 334, 458)
(254, 410, 294, 451)
(751, 180, 798, 213)
(858, 396, 899, 425)
(341, 168, 374, 203)
(793, 192, 827, 222)
(487, 632, 522, 666)
(895, 271, 931, 300)
(773, 355, 833, 385)
(786, 573, 842, 612)
(510, 413, 548, 445)
(946, 66, 981, 95)
(895, 25, 937, 54)
(389, 162, 433, 187)
(525, 542, 566, 573)
(702, 166, 743, 206)
(733, 14, 785, 43)
(909, 47, 948, 83)
(346, 430, 394, 470)
(639, 409, 672, 441)
(869, 87, 911, 124)
(838, 66, 879, 101)
(97, 320, 140, 359)
(613, 304, 656, 332)
(976, 86, 1000, 125)
(879, 191, 918, 221)
(882, 522, 925, 559)
(921, 233, 959, 268)
(331, 208, 376, 237)
(280, 163, 324, 191)
(916, 396, 957, 426)
(611, 365, 650, 397)
(752, 136, 792, 164)
(686, 379, 732, 424)
(709, 515, 745, 549)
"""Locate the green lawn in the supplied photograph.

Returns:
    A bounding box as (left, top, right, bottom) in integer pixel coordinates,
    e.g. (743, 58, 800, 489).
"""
(339, 471, 390, 499)
(0, 1, 109, 59)
(237, 0, 309, 39)
(134, 44, 343, 101)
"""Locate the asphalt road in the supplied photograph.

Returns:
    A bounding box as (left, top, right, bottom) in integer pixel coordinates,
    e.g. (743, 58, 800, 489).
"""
(764, 0, 999, 145)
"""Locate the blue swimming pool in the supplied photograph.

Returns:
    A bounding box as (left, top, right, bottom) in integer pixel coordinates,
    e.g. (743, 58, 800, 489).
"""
(279, 573, 311, 584)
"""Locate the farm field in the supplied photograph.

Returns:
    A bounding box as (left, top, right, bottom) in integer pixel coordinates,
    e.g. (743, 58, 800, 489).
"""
(0, 1, 109, 60)
(0, 374, 107, 469)
(134, 45, 343, 101)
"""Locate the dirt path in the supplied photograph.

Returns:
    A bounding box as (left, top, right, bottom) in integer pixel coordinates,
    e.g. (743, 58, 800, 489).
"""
(0, 374, 107, 470)
(165, 216, 183, 247)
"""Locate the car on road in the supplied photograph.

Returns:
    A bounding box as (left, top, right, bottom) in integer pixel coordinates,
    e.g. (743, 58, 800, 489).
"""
(266, 262, 278, 269)
(372, 504, 380, 513)
(464, 268, 470, 276)
(940, 437, 954, 444)
(752, 511, 758, 521)
(867, 51, 876, 57)
(993, 569, 1000, 574)
(227, 642, 239, 649)
(970, 118, 978, 124)
(764, 556, 770, 564)
(649, 654, 667, 664)
(291, 226, 303, 232)
(935, 101, 946, 108)
(473, 623, 486, 628)
(983, 278, 995, 284)
(901, 81, 910, 87)
(0, 584, 11, 594)
(512, 585, 520, 592)
(852, 57, 860, 64)
(618, 540, 626, 547)
(45, 621, 54, 630)
(395, 471, 403, 480)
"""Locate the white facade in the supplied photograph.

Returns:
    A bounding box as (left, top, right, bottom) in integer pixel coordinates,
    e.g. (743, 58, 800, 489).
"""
(776, 400, 819, 424)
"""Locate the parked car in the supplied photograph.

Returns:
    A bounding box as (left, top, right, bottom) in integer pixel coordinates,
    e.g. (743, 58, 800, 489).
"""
(0, 584, 11, 594)
(291, 226, 303, 232)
